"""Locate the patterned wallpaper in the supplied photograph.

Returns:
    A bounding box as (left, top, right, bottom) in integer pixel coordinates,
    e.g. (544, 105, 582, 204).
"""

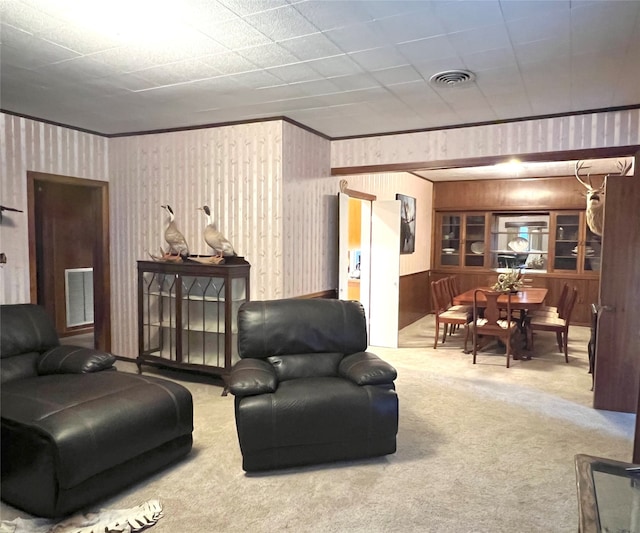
(331, 108, 640, 168)
(3, 107, 638, 357)
(282, 122, 335, 298)
(109, 121, 285, 356)
(0, 114, 108, 304)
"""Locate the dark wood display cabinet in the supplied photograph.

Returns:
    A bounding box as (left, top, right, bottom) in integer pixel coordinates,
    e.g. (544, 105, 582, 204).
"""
(137, 258, 250, 393)
(432, 209, 599, 325)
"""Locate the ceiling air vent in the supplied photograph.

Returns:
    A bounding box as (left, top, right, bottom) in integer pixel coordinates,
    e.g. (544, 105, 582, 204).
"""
(429, 70, 476, 87)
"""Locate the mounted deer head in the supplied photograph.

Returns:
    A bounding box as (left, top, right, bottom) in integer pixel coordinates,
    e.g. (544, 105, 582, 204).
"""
(575, 159, 633, 236)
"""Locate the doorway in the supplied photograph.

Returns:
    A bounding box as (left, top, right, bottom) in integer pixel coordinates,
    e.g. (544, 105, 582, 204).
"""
(27, 171, 111, 352)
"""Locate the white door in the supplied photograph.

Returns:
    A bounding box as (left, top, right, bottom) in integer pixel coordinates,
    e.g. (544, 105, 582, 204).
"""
(338, 192, 350, 301)
(369, 200, 401, 348)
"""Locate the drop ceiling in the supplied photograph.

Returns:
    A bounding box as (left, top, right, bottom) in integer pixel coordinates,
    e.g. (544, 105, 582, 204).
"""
(1, 0, 639, 180)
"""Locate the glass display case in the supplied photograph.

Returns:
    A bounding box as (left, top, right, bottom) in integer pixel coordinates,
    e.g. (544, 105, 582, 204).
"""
(137, 258, 250, 392)
(490, 213, 549, 271)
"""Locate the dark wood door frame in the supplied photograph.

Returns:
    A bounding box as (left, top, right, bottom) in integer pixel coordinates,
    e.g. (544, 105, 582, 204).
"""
(27, 171, 111, 352)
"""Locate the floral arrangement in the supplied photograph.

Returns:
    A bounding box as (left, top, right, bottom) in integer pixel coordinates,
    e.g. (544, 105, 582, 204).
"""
(492, 269, 524, 292)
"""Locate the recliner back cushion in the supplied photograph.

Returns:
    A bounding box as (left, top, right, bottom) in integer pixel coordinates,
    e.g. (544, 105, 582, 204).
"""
(238, 299, 368, 359)
(267, 352, 343, 381)
(1, 304, 60, 383)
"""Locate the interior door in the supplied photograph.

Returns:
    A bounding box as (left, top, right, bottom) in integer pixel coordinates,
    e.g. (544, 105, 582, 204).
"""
(369, 200, 401, 348)
(338, 192, 350, 302)
(594, 170, 640, 413)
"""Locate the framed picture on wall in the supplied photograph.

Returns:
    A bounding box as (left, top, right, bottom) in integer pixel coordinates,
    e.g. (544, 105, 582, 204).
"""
(396, 193, 416, 254)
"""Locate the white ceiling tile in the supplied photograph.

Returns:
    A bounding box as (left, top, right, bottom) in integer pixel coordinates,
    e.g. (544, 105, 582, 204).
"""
(35, 55, 120, 80)
(327, 73, 380, 92)
(448, 23, 510, 56)
(200, 51, 257, 75)
(370, 65, 423, 87)
(397, 34, 459, 64)
(324, 22, 388, 54)
(131, 59, 217, 86)
(35, 22, 121, 55)
(279, 32, 343, 61)
(231, 70, 284, 89)
(514, 38, 570, 66)
(373, 11, 447, 44)
(506, 10, 570, 46)
(1, 25, 80, 66)
(236, 43, 300, 69)
(0, 2, 61, 34)
(461, 47, 517, 73)
(307, 55, 363, 78)
(1, 0, 639, 137)
(199, 17, 271, 49)
(432, 1, 504, 33)
(349, 46, 409, 71)
(266, 62, 322, 84)
(499, 0, 570, 21)
(292, 1, 374, 31)
(245, 5, 319, 41)
(218, 0, 289, 17)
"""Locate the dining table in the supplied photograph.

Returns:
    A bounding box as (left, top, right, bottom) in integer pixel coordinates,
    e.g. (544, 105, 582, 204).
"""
(453, 287, 548, 359)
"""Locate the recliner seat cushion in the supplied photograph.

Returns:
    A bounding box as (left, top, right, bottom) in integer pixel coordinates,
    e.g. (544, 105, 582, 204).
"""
(235, 376, 397, 471)
(1, 371, 193, 489)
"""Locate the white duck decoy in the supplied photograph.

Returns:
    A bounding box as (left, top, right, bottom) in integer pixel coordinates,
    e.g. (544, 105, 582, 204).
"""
(198, 205, 236, 258)
(161, 204, 190, 258)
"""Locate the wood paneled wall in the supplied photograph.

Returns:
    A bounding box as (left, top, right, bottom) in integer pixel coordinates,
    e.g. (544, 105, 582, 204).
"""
(434, 176, 592, 211)
(399, 271, 430, 329)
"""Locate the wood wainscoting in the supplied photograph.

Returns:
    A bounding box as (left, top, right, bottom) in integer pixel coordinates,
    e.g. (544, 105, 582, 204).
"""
(399, 271, 430, 329)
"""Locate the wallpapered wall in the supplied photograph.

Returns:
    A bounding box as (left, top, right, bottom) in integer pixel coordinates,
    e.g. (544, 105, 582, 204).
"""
(0, 114, 109, 303)
(331, 108, 640, 168)
(3, 107, 638, 357)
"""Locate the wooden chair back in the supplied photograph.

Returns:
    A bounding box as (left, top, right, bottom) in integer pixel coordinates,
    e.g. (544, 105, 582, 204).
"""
(471, 289, 516, 367)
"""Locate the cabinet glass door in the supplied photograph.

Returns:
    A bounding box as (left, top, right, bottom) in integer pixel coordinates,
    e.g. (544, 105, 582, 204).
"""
(141, 272, 178, 361)
(464, 215, 486, 267)
(441, 214, 461, 266)
(554, 214, 579, 271)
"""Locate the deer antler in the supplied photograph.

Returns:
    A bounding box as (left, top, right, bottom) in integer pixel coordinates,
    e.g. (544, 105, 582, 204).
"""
(574, 160, 593, 189)
(615, 159, 633, 176)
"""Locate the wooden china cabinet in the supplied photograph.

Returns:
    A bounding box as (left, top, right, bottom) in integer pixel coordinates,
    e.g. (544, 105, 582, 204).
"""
(431, 177, 602, 326)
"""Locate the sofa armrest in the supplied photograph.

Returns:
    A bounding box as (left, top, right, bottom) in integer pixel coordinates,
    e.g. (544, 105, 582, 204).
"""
(339, 352, 397, 386)
(37, 346, 116, 375)
(229, 359, 278, 397)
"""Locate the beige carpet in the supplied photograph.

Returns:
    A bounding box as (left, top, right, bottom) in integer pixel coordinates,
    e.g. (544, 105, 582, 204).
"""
(1, 316, 635, 532)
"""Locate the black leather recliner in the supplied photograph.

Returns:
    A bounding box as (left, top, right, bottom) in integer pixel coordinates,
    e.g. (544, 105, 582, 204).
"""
(229, 298, 398, 472)
(0, 304, 194, 517)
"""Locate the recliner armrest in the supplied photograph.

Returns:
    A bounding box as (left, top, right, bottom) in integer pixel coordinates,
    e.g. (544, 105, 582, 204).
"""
(229, 358, 278, 396)
(37, 346, 116, 375)
(339, 352, 397, 386)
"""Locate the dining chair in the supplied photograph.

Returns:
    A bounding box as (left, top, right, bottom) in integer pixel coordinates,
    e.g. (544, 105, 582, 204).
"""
(431, 279, 471, 349)
(529, 283, 569, 317)
(442, 276, 471, 334)
(465, 289, 518, 368)
(528, 287, 578, 362)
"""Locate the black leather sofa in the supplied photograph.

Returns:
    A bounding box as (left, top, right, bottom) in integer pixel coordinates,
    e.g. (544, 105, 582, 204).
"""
(229, 298, 398, 472)
(0, 304, 193, 517)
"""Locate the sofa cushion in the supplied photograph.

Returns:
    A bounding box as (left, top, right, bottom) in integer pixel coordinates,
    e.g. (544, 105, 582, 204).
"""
(1, 371, 193, 489)
(1, 352, 40, 384)
(37, 346, 116, 375)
